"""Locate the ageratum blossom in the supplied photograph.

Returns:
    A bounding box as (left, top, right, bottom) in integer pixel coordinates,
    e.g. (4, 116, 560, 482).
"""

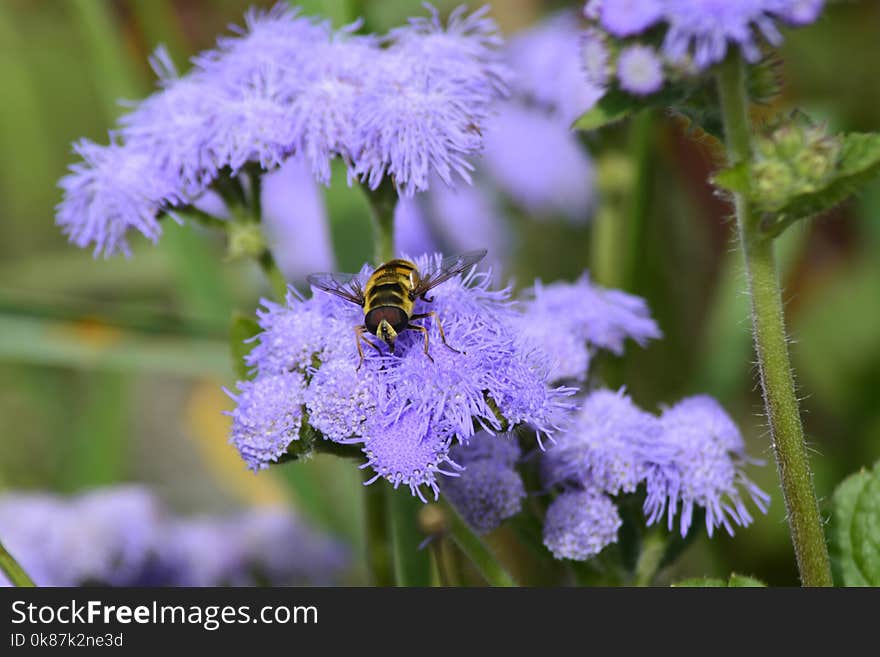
(584, 0, 825, 71)
(441, 432, 526, 534)
(514, 274, 661, 382)
(644, 395, 771, 537)
(229, 254, 574, 499)
(543, 488, 622, 561)
(56, 4, 507, 256)
(540, 389, 769, 556)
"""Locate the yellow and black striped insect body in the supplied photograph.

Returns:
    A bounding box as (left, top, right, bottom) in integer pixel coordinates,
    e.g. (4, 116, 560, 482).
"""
(307, 250, 487, 369)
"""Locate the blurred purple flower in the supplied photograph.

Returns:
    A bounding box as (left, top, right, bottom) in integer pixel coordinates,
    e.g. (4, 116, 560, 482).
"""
(0, 488, 349, 587)
(543, 488, 622, 560)
(261, 157, 335, 279)
(644, 396, 770, 537)
(505, 12, 605, 124)
(441, 432, 526, 534)
(162, 508, 348, 586)
(585, 0, 826, 70)
(617, 45, 665, 95)
(482, 104, 595, 222)
(0, 487, 163, 586)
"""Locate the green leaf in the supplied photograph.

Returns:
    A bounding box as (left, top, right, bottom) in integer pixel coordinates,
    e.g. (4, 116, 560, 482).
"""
(673, 573, 766, 587)
(229, 313, 261, 380)
(572, 86, 685, 131)
(726, 574, 767, 587)
(830, 462, 880, 586)
(673, 577, 726, 587)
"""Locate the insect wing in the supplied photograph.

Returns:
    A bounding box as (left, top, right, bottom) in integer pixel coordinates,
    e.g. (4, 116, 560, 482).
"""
(413, 249, 488, 297)
(306, 272, 365, 306)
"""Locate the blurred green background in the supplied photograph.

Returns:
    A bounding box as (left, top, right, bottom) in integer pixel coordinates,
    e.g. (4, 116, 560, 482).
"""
(0, 0, 878, 586)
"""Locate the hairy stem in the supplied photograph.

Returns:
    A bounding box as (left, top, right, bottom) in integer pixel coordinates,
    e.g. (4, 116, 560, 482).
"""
(442, 500, 518, 587)
(716, 55, 832, 587)
(362, 476, 394, 586)
(0, 540, 35, 587)
(364, 179, 399, 264)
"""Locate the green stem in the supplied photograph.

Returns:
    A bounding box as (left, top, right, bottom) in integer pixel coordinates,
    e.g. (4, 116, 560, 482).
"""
(716, 55, 832, 587)
(257, 249, 289, 300)
(442, 500, 518, 587)
(0, 540, 36, 587)
(624, 111, 654, 293)
(247, 164, 263, 223)
(363, 476, 394, 586)
(364, 179, 399, 264)
(633, 529, 667, 587)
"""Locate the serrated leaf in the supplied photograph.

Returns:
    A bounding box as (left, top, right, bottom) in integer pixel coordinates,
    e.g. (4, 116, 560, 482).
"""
(229, 313, 261, 380)
(673, 573, 766, 587)
(572, 86, 685, 131)
(831, 461, 880, 586)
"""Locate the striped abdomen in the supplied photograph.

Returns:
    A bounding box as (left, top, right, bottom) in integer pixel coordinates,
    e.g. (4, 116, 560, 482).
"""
(363, 259, 418, 334)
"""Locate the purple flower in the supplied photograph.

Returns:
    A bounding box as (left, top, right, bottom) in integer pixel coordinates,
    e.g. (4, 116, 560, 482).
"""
(394, 178, 510, 275)
(387, 4, 509, 95)
(644, 396, 770, 537)
(225, 373, 307, 471)
(543, 388, 666, 495)
(481, 104, 595, 222)
(585, 0, 826, 71)
(261, 157, 336, 280)
(119, 48, 222, 198)
(505, 13, 605, 124)
(0, 487, 163, 586)
(56, 139, 181, 257)
(617, 45, 665, 95)
(162, 508, 348, 586)
(586, 0, 664, 37)
(235, 254, 573, 499)
(58, 4, 507, 254)
(580, 29, 612, 88)
(441, 432, 525, 534)
(543, 488, 622, 560)
(518, 275, 661, 379)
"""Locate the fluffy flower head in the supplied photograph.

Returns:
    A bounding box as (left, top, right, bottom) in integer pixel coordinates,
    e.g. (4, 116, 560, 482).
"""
(543, 489, 622, 560)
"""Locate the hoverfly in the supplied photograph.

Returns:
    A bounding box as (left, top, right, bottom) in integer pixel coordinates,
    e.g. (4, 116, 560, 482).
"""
(307, 250, 487, 369)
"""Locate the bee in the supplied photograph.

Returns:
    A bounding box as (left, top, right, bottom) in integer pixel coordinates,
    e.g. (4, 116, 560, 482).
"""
(307, 250, 487, 369)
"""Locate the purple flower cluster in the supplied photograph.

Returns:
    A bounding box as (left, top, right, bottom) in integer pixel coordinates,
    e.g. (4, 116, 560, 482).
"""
(540, 388, 769, 559)
(0, 487, 348, 587)
(514, 274, 662, 382)
(56, 4, 508, 256)
(441, 432, 526, 534)
(228, 254, 577, 500)
(581, 0, 824, 98)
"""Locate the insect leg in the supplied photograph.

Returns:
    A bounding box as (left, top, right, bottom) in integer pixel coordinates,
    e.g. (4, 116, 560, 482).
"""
(407, 324, 434, 364)
(354, 325, 383, 370)
(409, 312, 463, 355)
